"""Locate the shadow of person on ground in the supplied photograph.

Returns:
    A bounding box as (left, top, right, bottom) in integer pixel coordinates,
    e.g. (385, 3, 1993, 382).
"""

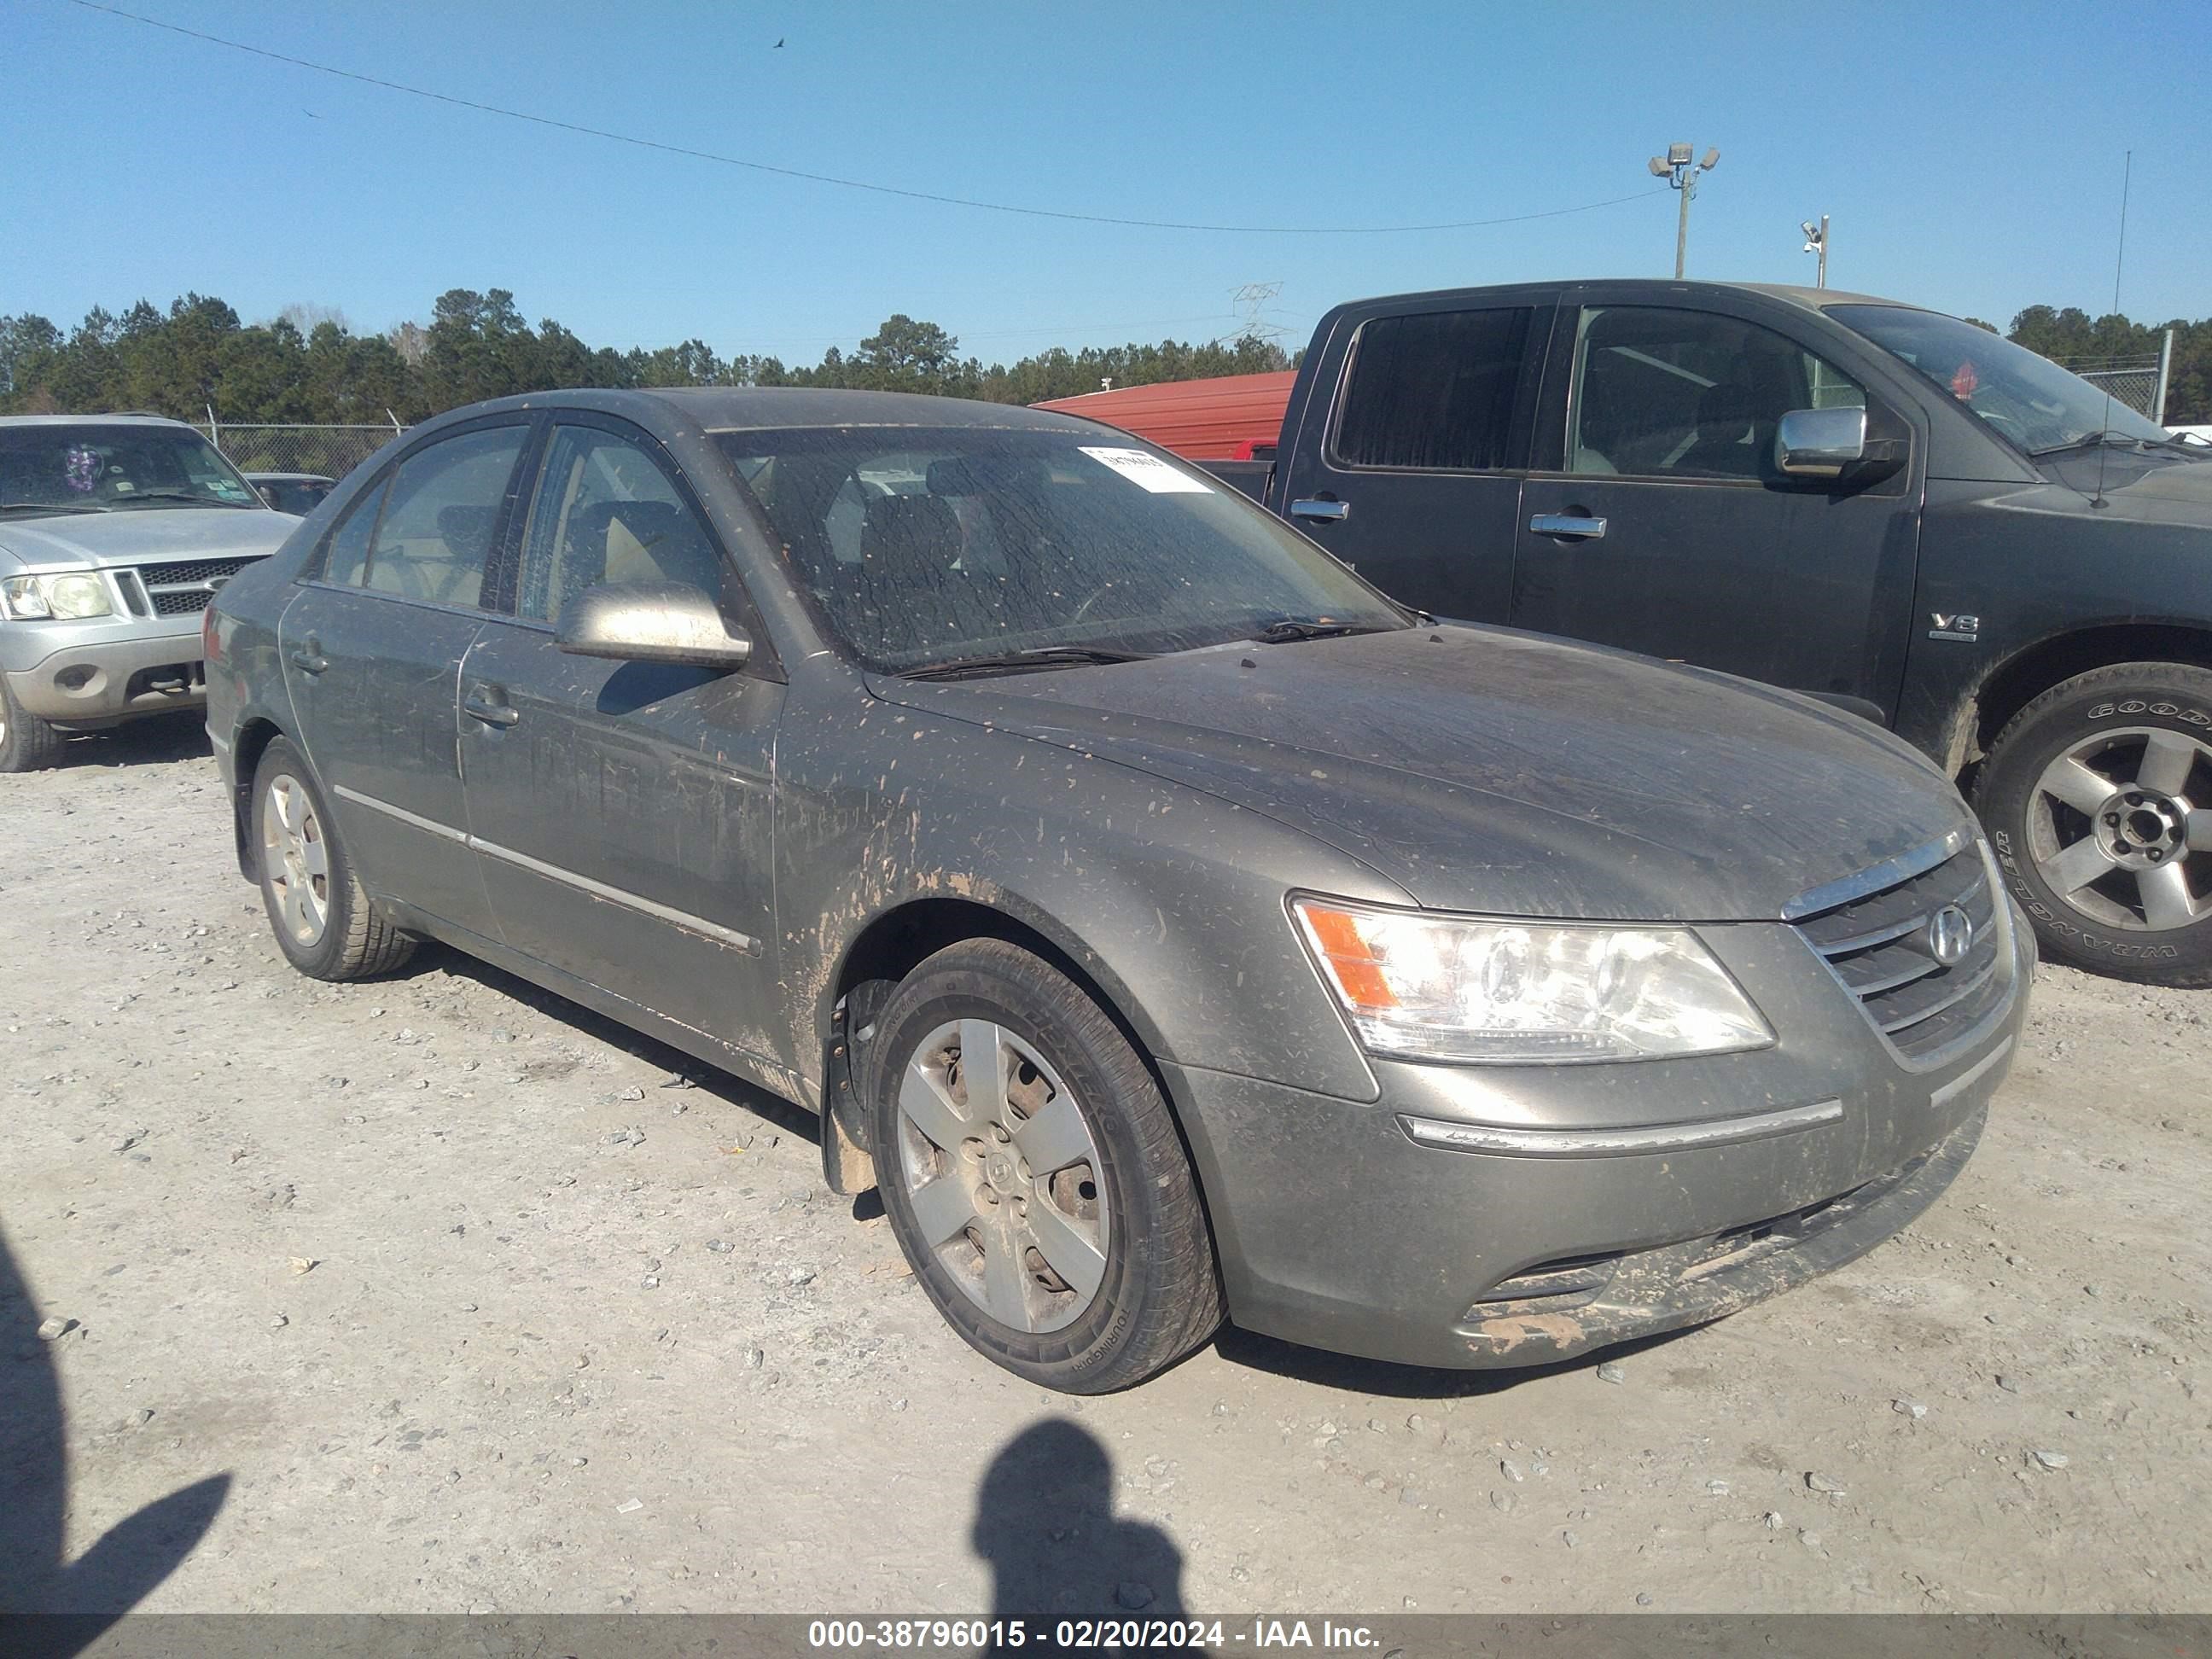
(974, 1417, 1185, 1637)
(0, 1225, 230, 1655)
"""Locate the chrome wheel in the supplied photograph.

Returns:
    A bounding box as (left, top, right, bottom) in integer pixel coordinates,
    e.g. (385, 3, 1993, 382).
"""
(894, 1017, 1109, 1334)
(261, 773, 331, 946)
(2029, 725, 2212, 932)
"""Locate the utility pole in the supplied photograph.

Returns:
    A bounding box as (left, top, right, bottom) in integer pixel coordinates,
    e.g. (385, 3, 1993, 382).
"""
(1222, 282, 1286, 348)
(1802, 214, 1830, 288)
(1648, 144, 1720, 278)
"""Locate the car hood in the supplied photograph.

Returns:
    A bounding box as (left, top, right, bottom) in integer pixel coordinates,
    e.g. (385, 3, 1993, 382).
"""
(869, 626, 1973, 923)
(2036, 447, 2212, 518)
(0, 507, 298, 571)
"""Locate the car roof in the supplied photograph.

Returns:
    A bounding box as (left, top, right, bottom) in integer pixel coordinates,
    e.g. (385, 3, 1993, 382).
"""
(433, 386, 1103, 437)
(1324, 278, 1930, 317)
(0, 413, 200, 428)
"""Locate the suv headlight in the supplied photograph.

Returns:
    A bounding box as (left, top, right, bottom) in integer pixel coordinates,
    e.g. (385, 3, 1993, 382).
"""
(3, 573, 115, 620)
(1293, 895, 1773, 1064)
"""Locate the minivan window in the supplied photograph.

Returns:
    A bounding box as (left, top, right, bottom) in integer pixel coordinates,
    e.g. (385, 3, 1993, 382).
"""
(353, 426, 525, 608)
(518, 425, 726, 623)
(1827, 304, 2170, 455)
(1331, 308, 1532, 471)
(1568, 307, 1865, 480)
(714, 427, 1406, 670)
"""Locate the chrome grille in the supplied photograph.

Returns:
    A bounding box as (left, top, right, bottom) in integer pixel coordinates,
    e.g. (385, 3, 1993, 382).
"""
(131, 555, 263, 619)
(1791, 840, 2010, 1064)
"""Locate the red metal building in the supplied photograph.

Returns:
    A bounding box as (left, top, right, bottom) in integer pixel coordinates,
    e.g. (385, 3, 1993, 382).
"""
(1033, 370, 1296, 461)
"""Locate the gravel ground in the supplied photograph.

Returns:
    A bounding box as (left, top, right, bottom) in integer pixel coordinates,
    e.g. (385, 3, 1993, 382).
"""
(2, 719, 2206, 1616)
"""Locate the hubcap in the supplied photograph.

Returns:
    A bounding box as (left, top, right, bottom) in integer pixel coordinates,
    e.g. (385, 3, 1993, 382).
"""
(2028, 725, 2212, 932)
(894, 1017, 1108, 1334)
(261, 774, 331, 946)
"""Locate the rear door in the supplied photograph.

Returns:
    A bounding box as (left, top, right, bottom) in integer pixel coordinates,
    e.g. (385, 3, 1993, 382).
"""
(1273, 293, 1553, 620)
(276, 418, 530, 931)
(457, 416, 785, 1063)
(1510, 291, 1921, 713)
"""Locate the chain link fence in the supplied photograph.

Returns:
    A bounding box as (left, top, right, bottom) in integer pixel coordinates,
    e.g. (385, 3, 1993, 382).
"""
(196, 422, 405, 481)
(2052, 358, 2163, 420)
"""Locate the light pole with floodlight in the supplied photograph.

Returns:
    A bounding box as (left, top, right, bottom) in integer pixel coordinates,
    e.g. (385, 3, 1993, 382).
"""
(1801, 215, 1830, 288)
(1647, 143, 1720, 278)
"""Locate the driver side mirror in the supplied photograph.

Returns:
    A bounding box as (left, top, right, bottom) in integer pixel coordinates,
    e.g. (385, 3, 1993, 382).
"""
(556, 581, 752, 669)
(1775, 406, 1869, 478)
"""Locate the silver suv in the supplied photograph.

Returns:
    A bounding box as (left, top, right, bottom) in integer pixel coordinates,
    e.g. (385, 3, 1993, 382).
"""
(1, 415, 300, 770)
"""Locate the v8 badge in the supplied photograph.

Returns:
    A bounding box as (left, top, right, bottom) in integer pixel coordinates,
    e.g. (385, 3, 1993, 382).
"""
(1929, 613, 1981, 642)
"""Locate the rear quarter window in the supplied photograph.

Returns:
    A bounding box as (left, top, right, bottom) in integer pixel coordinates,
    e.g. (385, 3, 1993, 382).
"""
(1330, 307, 1534, 471)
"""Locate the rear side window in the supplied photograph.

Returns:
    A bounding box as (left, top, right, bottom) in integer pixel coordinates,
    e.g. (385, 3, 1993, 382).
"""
(354, 426, 526, 608)
(1331, 308, 1533, 471)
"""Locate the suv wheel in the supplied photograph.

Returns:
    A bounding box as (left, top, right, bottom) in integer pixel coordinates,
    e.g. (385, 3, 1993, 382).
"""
(1976, 661, 2212, 986)
(865, 939, 1223, 1392)
(252, 737, 416, 981)
(0, 678, 65, 773)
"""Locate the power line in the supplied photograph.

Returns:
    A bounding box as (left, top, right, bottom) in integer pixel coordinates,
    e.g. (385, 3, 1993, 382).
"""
(68, 1, 1668, 237)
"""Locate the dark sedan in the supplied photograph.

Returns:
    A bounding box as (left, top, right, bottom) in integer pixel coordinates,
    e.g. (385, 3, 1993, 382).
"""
(203, 389, 2029, 1390)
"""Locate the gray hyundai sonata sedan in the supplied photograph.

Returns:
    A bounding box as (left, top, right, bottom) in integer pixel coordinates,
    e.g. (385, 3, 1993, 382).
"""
(204, 388, 2030, 1391)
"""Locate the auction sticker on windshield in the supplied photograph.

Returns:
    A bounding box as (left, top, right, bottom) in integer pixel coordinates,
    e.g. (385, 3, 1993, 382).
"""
(1078, 445, 1213, 493)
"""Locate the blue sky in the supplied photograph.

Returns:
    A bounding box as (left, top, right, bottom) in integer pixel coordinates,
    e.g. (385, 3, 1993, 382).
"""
(3, 1, 2206, 364)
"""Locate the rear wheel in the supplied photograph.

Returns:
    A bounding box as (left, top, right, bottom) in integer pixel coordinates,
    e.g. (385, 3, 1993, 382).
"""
(0, 678, 65, 773)
(252, 737, 415, 981)
(1976, 661, 2212, 986)
(866, 939, 1222, 1392)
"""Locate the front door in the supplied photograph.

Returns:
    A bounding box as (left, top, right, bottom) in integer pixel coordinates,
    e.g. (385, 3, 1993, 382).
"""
(457, 417, 785, 1067)
(1273, 300, 1548, 622)
(1511, 295, 1919, 713)
(276, 419, 530, 931)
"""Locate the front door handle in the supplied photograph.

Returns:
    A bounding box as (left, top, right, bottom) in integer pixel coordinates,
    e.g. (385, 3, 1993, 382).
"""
(1289, 497, 1350, 522)
(1528, 512, 1608, 540)
(463, 689, 520, 728)
(288, 634, 329, 675)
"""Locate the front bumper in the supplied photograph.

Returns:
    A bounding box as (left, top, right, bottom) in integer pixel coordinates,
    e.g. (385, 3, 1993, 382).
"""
(2, 623, 208, 726)
(1161, 905, 2031, 1371)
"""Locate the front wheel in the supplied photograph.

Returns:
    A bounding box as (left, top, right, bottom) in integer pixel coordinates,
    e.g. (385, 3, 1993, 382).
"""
(865, 939, 1223, 1392)
(1976, 661, 2212, 986)
(0, 678, 64, 773)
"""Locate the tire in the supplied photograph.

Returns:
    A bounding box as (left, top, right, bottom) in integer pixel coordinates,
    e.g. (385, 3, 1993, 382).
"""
(251, 737, 416, 981)
(0, 678, 65, 773)
(1975, 661, 2212, 987)
(865, 939, 1223, 1392)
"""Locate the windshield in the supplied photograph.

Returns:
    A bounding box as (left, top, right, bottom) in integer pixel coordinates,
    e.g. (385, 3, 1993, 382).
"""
(0, 423, 266, 517)
(1827, 305, 2171, 456)
(713, 426, 1406, 671)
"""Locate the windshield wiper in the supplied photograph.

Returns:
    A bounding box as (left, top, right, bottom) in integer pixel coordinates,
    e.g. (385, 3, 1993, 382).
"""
(0, 500, 108, 515)
(899, 644, 1155, 681)
(1248, 617, 1377, 643)
(2029, 431, 2159, 459)
(111, 490, 236, 507)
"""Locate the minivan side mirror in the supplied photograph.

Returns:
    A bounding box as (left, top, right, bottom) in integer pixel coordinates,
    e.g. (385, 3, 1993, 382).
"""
(1775, 406, 1869, 478)
(555, 581, 753, 669)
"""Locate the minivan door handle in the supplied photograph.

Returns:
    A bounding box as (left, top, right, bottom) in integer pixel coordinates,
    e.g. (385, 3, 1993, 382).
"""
(1528, 513, 1608, 540)
(288, 634, 329, 675)
(463, 687, 521, 728)
(1289, 498, 1350, 522)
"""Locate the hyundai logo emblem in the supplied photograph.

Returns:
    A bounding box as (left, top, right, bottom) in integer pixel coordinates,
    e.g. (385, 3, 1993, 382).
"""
(1926, 905, 1975, 968)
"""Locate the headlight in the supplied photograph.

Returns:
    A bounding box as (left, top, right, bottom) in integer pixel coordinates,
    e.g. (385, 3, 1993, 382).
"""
(1292, 896, 1773, 1064)
(2, 573, 115, 620)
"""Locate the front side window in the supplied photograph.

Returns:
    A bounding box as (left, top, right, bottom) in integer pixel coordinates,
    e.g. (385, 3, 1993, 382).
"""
(516, 425, 725, 624)
(352, 426, 525, 608)
(0, 422, 265, 519)
(715, 427, 1406, 671)
(1331, 308, 1532, 471)
(1567, 307, 1865, 480)
(1827, 303, 2169, 456)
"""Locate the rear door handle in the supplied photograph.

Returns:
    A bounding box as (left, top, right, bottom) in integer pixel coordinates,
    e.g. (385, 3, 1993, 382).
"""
(288, 634, 329, 675)
(463, 688, 520, 728)
(1289, 498, 1350, 522)
(1528, 513, 1608, 540)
